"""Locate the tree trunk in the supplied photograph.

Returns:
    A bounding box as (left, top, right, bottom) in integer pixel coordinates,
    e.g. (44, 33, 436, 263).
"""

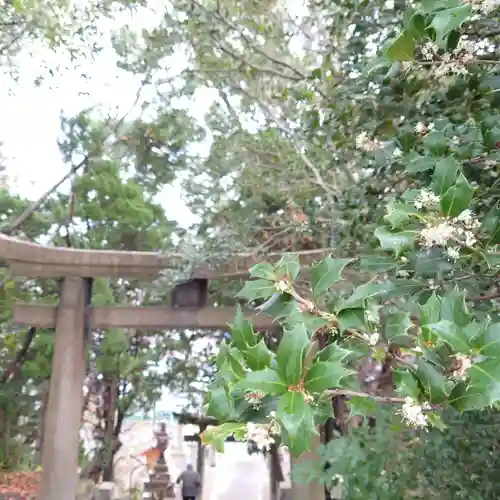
(102, 378, 118, 482)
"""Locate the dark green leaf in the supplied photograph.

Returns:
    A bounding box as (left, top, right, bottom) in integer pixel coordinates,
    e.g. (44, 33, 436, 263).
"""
(216, 340, 231, 369)
(431, 4, 472, 46)
(275, 323, 310, 384)
(468, 359, 500, 406)
(405, 152, 435, 173)
(337, 308, 368, 333)
(420, 292, 442, 325)
(344, 281, 396, 307)
(236, 279, 277, 302)
(249, 262, 276, 281)
(423, 320, 471, 353)
(206, 387, 238, 420)
(311, 257, 354, 295)
(478, 323, 500, 358)
(359, 254, 398, 273)
(245, 339, 273, 371)
(275, 254, 301, 282)
(304, 361, 353, 393)
(384, 311, 413, 341)
(440, 173, 476, 217)
(394, 370, 421, 400)
(387, 30, 415, 61)
(374, 227, 416, 257)
(441, 287, 472, 327)
(385, 203, 417, 229)
(230, 306, 257, 349)
(277, 391, 317, 456)
(236, 368, 288, 395)
(316, 343, 352, 363)
(415, 359, 449, 403)
(432, 156, 460, 195)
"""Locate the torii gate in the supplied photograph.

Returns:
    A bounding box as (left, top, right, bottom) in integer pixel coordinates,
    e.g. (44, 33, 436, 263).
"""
(0, 234, 329, 500)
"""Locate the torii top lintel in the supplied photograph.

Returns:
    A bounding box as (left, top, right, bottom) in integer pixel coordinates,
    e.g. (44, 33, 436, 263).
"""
(0, 233, 332, 280)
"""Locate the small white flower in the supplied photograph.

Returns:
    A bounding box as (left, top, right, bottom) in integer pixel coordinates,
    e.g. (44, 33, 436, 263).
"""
(414, 189, 440, 210)
(397, 270, 410, 277)
(245, 391, 265, 409)
(464, 231, 477, 247)
(398, 397, 429, 428)
(355, 131, 380, 152)
(453, 353, 472, 380)
(446, 246, 460, 261)
(365, 332, 380, 346)
(392, 147, 403, 158)
(414, 122, 427, 134)
(419, 221, 456, 248)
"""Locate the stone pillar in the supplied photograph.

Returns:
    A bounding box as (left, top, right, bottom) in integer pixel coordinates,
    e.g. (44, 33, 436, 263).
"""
(291, 434, 324, 500)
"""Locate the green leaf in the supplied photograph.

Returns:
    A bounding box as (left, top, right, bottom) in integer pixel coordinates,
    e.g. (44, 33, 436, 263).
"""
(201, 423, 247, 452)
(348, 396, 377, 417)
(468, 359, 500, 406)
(227, 347, 247, 379)
(394, 370, 421, 400)
(316, 343, 352, 363)
(236, 368, 288, 395)
(415, 359, 449, 403)
(337, 308, 368, 333)
(245, 339, 273, 371)
(420, 292, 442, 325)
(344, 281, 396, 308)
(484, 204, 500, 246)
(359, 254, 398, 273)
(432, 156, 460, 195)
(423, 320, 471, 353)
(384, 311, 413, 341)
(311, 257, 354, 295)
(275, 323, 310, 385)
(236, 279, 277, 302)
(216, 340, 231, 369)
(440, 173, 476, 217)
(304, 361, 353, 393)
(275, 254, 301, 282)
(441, 287, 472, 327)
(449, 381, 488, 411)
(385, 203, 417, 229)
(206, 387, 238, 421)
(249, 262, 276, 281)
(374, 227, 416, 257)
(277, 391, 317, 456)
(478, 323, 500, 357)
(431, 4, 472, 46)
(386, 30, 415, 61)
(230, 306, 257, 349)
(404, 152, 435, 173)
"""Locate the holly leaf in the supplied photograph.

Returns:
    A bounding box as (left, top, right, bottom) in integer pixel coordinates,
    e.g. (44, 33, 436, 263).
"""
(275, 254, 301, 282)
(245, 339, 273, 371)
(201, 423, 247, 452)
(216, 340, 230, 369)
(230, 306, 257, 349)
(478, 323, 500, 358)
(304, 361, 353, 393)
(316, 343, 352, 363)
(277, 391, 317, 456)
(441, 287, 472, 327)
(249, 262, 276, 281)
(311, 257, 354, 295)
(236, 368, 288, 395)
(384, 203, 417, 229)
(387, 30, 415, 61)
(348, 396, 377, 417)
(360, 254, 398, 273)
(394, 370, 421, 400)
(276, 323, 310, 385)
(415, 359, 449, 403)
(236, 280, 277, 301)
(344, 281, 396, 308)
(431, 4, 473, 46)
(432, 156, 460, 195)
(384, 311, 413, 341)
(423, 320, 471, 353)
(337, 308, 368, 333)
(374, 227, 416, 257)
(468, 359, 500, 406)
(440, 173, 476, 218)
(420, 292, 442, 325)
(206, 387, 239, 421)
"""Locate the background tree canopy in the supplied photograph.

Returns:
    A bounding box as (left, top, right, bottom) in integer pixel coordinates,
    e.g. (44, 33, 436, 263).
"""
(2, 0, 500, 498)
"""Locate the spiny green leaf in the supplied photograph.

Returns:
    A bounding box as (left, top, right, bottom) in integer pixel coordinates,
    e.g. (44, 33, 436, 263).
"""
(344, 281, 396, 308)
(245, 339, 273, 371)
(423, 320, 471, 353)
(236, 368, 287, 395)
(478, 323, 500, 358)
(276, 323, 310, 385)
(249, 262, 276, 281)
(359, 254, 398, 273)
(337, 307, 368, 333)
(468, 359, 500, 406)
(236, 279, 277, 302)
(316, 343, 352, 363)
(431, 4, 473, 46)
(304, 361, 353, 393)
(441, 287, 472, 327)
(440, 173, 476, 217)
(275, 254, 301, 282)
(206, 387, 238, 421)
(415, 359, 449, 403)
(230, 306, 257, 349)
(311, 257, 354, 295)
(374, 227, 416, 257)
(384, 311, 413, 341)
(201, 423, 247, 452)
(386, 30, 415, 61)
(420, 292, 442, 325)
(432, 156, 460, 195)
(277, 391, 317, 456)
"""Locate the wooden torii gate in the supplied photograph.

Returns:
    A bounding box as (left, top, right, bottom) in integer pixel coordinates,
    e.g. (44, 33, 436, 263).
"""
(0, 234, 330, 500)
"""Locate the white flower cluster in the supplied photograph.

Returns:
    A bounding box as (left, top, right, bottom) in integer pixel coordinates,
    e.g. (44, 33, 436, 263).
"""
(414, 121, 435, 135)
(421, 38, 478, 78)
(363, 331, 380, 347)
(355, 131, 380, 152)
(246, 423, 275, 451)
(418, 209, 480, 257)
(398, 397, 429, 428)
(414, 189, 440, 210)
